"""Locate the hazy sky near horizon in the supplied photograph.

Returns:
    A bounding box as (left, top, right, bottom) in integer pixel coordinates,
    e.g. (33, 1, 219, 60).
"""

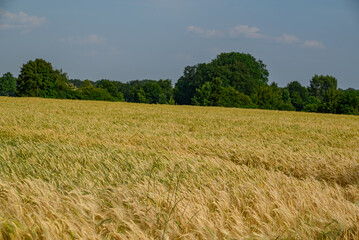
(0, 0, 358, 89)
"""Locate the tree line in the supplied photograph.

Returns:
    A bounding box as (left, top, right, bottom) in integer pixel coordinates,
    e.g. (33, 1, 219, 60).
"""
(1, 53, 358, 115)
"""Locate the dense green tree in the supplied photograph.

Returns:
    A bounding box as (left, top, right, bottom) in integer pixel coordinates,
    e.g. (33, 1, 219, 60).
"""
(96, 79, 124, 101)
(281, 88, 291, 104)
(174, 52, 269, 105)
(192, 78, 224, 106)
(116, 82, 134, 102)
(157, 79, 173, 101)
(286, 81, 309, 111)
(319, 89, 341, 113)
(0, 72, 16, 96)
(303, 96, 321, 112)
(192, 78, 253, 108)
(280, 88, 296, 111)
(16, 59, 72, 98)
(96, 79, 116, 95)
(143, 82, 163, 103)
(158, 93, 168, 104)
(68, 79, 83, 88)
(5, 56, 358, 115)
(308, 75, 337, 100)
(129, 80, 171, 104)
(17, 59, 55, 97)
(217, 86, 253, 108)
(211, 52, 269, 94)
(79, 80, 114, 101)
(134, 87, 147, 103)
(192, 82, 213, 106)
(51, 70, 75, 99)
(279, 102, 296, 111)
(251, 83, 284, 110)
(78, 79, 95, 98)
(174, 65, 200, 105)
(337, 89, 359, 115)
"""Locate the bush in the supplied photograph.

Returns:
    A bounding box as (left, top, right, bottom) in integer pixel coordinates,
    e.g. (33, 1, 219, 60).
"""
(217, 86, 253, 108)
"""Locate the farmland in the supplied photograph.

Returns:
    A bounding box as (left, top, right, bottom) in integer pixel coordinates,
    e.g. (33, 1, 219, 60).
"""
(0, 96, 359, 239)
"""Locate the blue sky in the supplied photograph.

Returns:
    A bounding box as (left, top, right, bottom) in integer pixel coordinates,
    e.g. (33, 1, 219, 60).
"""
(0, 0, 358, 89)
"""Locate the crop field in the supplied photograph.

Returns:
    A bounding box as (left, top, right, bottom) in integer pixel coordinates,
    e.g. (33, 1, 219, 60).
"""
(0, 97, 359, 239)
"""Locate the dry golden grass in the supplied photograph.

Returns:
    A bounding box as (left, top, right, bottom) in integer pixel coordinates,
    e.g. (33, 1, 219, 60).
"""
(0, 96, 359, 239)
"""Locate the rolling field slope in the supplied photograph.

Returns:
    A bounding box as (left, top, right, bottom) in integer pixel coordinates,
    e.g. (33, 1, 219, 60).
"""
(0, 97, 359, 239)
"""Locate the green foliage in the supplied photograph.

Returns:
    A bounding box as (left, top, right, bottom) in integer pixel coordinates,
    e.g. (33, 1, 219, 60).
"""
(308, 75, 337, 100)
(157, 79, 173, 101)
(0, 72, 16, 96)
(303, 96, 321, 112)
(158, 93, 168, 104)
(211, 52, 269, 94)
(68, 79, 83, 88)
(96, 79, 124, 101)
(192, 82, 213, 106)
(16, 58, 73, 99)
(251, 83, 285, 110)
(68, 78, 173, 104)
(79, 80, 115, 101)
(17, 59, 55, 97)
(192, 78, 225, 106)
(217, 86, 253, 108)
(141, 82, 162, 104)
(337, 89, 359, 115)
(168, 96, 175, 105)
(133, 82, 159, 103)
(174, 66, 200, 105)
(319, 89, 342, 114)
(192, 78, 253, 108)
(49, 70, 74, 99)
(174, 52, 269, 105)
(129, 80, 173, 104)
(278, 88, 296, 111)
(134, 87, 148, 103)
(4, 57, 359, 115)
(281, 88, 291, 104)
(286, 81, 309, 111)
(117, 82, 135, 102)
(278, 102, 296, 111)
(96, 79, 117, 96)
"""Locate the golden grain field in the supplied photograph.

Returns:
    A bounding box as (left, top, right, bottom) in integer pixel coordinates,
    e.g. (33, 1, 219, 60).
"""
(0, 97, 359, 239)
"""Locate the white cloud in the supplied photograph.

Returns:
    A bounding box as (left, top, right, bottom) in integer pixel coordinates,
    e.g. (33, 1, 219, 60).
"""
(86, 34, 106, 45)
(187, 25, 223, 38)
(186, 24, 325, 50)
(276, 34, 300, 44)
(229, 25, 266, 39)
(302, 40, 325, 49)
(61, 34, 106, 45)
(187, 25, 203, 34)
(0, 8, 46, 33)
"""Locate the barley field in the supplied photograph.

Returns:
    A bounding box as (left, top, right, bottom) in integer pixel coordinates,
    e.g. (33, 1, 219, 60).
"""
(0, 97, 359, 239)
